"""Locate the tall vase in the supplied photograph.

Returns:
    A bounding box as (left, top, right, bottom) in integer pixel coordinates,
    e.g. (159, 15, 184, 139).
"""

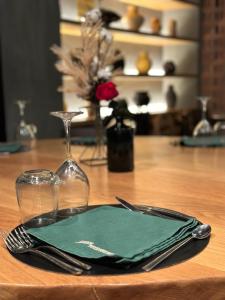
(126, 5, 144, 31)
(79, 103, 107, 166)
(136, 51, 151, 75)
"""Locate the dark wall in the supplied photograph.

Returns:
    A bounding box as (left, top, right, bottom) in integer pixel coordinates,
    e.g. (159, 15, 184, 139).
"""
(0, 38, 6, 141)
(0, 0, 63, 140)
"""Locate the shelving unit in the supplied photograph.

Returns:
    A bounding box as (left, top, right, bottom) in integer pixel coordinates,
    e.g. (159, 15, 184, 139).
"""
(60, 20, 198, 46)
(59, 0, 200, 127)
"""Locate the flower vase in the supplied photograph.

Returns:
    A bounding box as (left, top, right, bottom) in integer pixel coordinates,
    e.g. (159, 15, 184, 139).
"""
(79, 103, 107, 166)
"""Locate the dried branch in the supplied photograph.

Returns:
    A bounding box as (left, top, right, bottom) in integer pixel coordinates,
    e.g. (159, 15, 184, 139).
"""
(51, 9, 119, 101)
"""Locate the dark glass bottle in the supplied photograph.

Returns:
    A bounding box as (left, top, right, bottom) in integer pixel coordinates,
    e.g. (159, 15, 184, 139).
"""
(107, 116, 134, 172)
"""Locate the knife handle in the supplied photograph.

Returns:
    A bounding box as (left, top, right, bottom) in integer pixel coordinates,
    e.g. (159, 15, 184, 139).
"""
(148, 208, 192, 221)
(28, 249, 83, 275)
(37, 245, 92, 270)
(142, 236, 193, 272)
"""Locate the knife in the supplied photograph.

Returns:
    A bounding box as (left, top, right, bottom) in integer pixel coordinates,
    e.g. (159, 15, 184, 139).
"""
(115, 196, 193, 222)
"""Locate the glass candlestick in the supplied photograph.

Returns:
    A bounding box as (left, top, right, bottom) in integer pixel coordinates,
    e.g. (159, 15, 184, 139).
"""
(50, 111, 90, 218)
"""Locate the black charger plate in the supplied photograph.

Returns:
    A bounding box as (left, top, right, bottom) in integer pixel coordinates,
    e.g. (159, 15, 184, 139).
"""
(9, 205, 210, 275)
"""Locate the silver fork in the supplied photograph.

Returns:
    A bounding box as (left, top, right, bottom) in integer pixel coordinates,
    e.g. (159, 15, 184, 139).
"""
(1, 229, 83, 275)
(18, 225, 91, 271)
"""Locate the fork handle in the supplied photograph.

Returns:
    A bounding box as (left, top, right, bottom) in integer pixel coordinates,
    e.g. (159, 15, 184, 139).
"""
(142, 236, 193, 272)
(37, 245, 91, 270)
(28, 249, 83, 275)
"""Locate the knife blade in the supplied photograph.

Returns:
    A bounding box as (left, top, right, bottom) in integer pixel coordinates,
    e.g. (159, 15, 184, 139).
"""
(115, 196, 193, 222)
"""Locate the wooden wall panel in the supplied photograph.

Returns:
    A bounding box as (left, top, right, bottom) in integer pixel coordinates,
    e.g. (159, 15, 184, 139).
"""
(200, 0, 225, 113)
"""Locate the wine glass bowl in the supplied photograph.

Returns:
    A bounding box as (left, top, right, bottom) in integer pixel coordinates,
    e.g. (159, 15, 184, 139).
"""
(193, 96, 213, 137)
(50, 111, 90, 218)
(16, 169, 59, 228)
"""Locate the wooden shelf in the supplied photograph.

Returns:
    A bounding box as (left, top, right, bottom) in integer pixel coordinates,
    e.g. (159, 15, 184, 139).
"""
(60, 20, 198, 47)
(63, 74, 198, 84)
(118, 0, 199, 11)
(114, 74, 198, 82)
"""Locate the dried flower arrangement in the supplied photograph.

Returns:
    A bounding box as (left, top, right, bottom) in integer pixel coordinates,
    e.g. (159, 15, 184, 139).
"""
(51, 8, 120, 104)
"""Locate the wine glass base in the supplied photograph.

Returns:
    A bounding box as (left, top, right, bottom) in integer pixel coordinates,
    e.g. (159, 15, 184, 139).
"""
(56, 206, 88, 219)
(24, 216, 57, 228)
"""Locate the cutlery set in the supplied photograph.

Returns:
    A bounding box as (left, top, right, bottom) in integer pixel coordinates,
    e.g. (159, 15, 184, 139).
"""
(1, 226, 91, 275)
(1, 197, 211, 275)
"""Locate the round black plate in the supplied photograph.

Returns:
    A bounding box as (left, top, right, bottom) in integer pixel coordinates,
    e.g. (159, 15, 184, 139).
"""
(10, 205, 210, 275)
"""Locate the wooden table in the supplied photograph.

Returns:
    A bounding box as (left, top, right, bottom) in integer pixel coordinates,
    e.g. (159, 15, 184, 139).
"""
(0, 137, 225, 300)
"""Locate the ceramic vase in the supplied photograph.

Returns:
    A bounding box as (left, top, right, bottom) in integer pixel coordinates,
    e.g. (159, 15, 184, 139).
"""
(168, 19, 177, 36)
(150, 17, 161, 34)
(163, 61, 176, 75)
(134, 91, 150, 106)
(136, 51, 151, 75)
(166, 85, 177, 109)
(126, 5, 144, 31)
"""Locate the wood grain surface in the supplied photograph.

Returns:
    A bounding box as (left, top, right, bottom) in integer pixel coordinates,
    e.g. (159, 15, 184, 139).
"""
(0, 137, 225, 300)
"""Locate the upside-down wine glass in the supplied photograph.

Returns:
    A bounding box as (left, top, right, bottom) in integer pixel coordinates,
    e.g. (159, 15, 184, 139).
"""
(193, 96, 213, 137)
(50, 111, 90, 218)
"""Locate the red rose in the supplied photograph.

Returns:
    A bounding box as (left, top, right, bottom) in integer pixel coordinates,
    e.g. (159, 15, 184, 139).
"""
(95, 82, 119, 101)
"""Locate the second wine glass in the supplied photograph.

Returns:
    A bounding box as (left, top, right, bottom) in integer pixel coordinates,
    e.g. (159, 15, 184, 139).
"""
(51, 111, 90, 218)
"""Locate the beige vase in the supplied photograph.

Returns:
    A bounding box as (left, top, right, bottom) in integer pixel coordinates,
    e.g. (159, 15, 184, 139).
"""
(136, 51, 151, 75)
(150, 17, 161, 34)
(126, 5, 144, 31)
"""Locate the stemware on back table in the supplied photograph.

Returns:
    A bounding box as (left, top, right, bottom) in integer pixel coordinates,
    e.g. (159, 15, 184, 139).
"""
(193, 96, 212, 137)
(15, 100, 37, 149)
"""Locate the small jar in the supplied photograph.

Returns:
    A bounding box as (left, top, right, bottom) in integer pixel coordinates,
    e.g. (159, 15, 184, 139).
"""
(150, 17, 161, 34)
(16, 169, 59, 228)
(166, 85, 177, 109)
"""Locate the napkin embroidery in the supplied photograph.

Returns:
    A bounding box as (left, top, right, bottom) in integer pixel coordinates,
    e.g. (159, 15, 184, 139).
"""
(76, 240, 115, 256)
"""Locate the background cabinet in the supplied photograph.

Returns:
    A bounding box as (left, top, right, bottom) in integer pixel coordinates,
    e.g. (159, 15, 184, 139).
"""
(59, 0, 200, 132)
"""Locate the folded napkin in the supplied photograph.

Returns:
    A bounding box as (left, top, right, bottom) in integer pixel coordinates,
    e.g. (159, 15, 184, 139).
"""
(27, 206, 198, 263)
(180, 136, 225, 147)
(0, 143, 22, 153)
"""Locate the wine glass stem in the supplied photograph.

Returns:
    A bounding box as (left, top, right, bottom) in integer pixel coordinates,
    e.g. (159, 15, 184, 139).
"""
(63, 119, 72, 159)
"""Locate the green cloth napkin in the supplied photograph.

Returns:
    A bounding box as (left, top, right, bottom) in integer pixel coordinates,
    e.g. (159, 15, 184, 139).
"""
(0, 143, 22, 153)
(27, 206, 198, 263)
(180, 136, 225, 147)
